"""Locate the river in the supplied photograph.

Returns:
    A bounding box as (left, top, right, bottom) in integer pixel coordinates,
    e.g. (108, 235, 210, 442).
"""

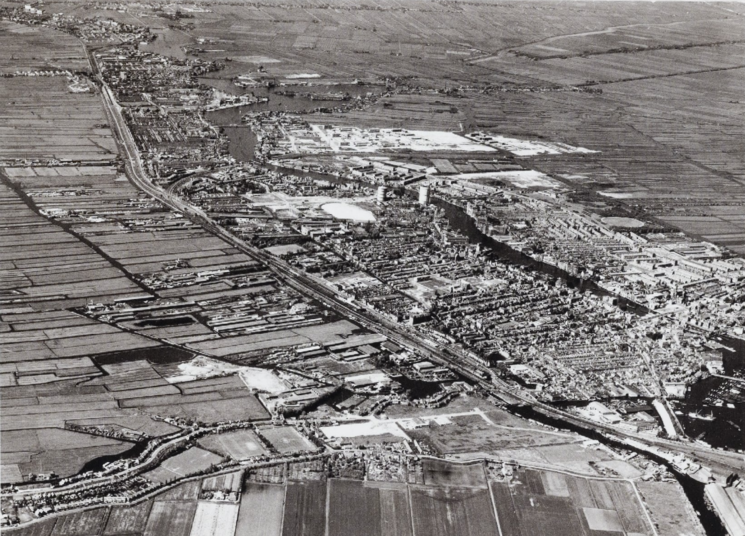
(510, 404, 727, 536)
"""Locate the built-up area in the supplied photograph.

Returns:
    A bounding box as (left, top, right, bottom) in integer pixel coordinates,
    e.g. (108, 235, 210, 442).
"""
(52, 33, 745, 432)
(2, 7, 744, 535)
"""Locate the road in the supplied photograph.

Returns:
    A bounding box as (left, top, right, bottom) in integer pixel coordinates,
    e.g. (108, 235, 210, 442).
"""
(88, 48, 745, 480)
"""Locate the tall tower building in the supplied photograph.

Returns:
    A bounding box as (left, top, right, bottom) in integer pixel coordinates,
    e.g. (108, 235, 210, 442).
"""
(419, 185, 431, 206)
(376, 185, 387, 204)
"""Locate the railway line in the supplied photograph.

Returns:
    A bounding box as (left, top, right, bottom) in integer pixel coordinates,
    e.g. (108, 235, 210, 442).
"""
(88, 46, 745, 480)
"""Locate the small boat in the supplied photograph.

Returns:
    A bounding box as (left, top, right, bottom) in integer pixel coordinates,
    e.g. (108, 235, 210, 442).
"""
(687, 410, 715, 421)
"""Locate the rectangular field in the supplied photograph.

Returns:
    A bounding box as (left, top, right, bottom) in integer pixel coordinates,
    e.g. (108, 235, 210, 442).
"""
(50, 508, 109, 536)
(144, 501, 197, 536)
(144, 448, 223, 484)
(422, 459, 486, 488)
(235, 482, 285, 536)
(260, 426, 315, 454)
(188, 502, 239, 536)
(281, 481, 327, 536)
(377, 483, 413, 536)
(512, 493, 586, 536)
(409, 485, 498, 536)
(201, 471, 243, 493)
(328, 479, 381, 536)
(104, 500, 153, 535)
(491, 470, 654, 536)
(198, 429, 267, 459)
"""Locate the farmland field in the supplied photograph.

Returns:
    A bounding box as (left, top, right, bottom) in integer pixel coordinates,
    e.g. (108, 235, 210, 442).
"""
(235, 482, 285, 536)
(281, 481, 327, 536)
(327, 479, 381, 536)
(4, 518, 58, 536)
(157, 481, 203, 501)
(260, 426, 315, 454)
(490, 469, 654, 536)
(104, 500, 153, 535)
(409, 485, 498, 536)
(50, 508, 108, 536)
(201, 471, 243, 493)
(143, 501, 197, 536)
(198, 429, 267, 459)
(143, 448, 223, 484)
(2, 468, 662, 536)
(188, 502, 239, 536)
(511, 494, 585, 536)
(421, 459, 486, 488)
(376, 483, 413, 536)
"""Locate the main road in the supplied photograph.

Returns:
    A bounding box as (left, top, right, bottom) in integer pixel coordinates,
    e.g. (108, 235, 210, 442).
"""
(88, 48, 745, 479)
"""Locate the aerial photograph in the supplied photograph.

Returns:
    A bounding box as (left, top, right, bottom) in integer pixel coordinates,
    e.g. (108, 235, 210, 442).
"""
(0, 0, 744, 534)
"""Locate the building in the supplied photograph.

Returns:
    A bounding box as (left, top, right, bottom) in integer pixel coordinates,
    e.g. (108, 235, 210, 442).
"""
(419, 185, 431, 206)
(376, 185, 387, 204)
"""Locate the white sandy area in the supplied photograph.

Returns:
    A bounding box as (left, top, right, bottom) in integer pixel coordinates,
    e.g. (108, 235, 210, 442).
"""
(166, 356, 242, 383)
(322, 202, 376, 222)
(238, 368, 289, 394)
(247, 191, 374, 212)
(601, 216, 645, 228)
(321, 418, 409, 439)
(452, 170, 560, 189)
(599, 191, 635, 199)
(233, 56, 281, 64)
(472, 134, 597, 156)
(397, 415, 454, 430)
(286, 73, 321, 79)
(166, 356, 288, 394)
(309, 125, 494, 153)
(408, 130, 494, 152)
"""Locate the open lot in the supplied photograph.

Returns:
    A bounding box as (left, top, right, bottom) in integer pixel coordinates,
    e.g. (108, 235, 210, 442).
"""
(143, 501, 197, 536)
(50, 508, 108, 536)
(422, 459, 486, 488)
(143, 448, 223, 484)
(199, 429, 267, 460)
(638, 481, 706, 536)
(260, 426, 315, 454)
(410, 485, 498, 536)
(188, 502, 239, 536)
(491, 469, 653, 536)
(235, 483, 285, 536)
(281, 481, 327, 536)
(104, 501, 153, 535)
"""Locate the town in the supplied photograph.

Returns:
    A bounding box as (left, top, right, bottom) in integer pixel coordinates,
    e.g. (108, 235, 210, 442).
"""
(1, 2, 745, 536)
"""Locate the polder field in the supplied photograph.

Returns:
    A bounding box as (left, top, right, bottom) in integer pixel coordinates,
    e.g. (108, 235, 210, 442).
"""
(3, 463, 659, 536)
(0, 2, 740, 535)
(82, 0, 743, 257)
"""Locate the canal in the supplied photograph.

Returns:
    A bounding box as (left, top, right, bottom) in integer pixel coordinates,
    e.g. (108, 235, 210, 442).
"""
(433, 196, 647, 315)
(510, 404, 727, 536)
(675, 336, 745, 451)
